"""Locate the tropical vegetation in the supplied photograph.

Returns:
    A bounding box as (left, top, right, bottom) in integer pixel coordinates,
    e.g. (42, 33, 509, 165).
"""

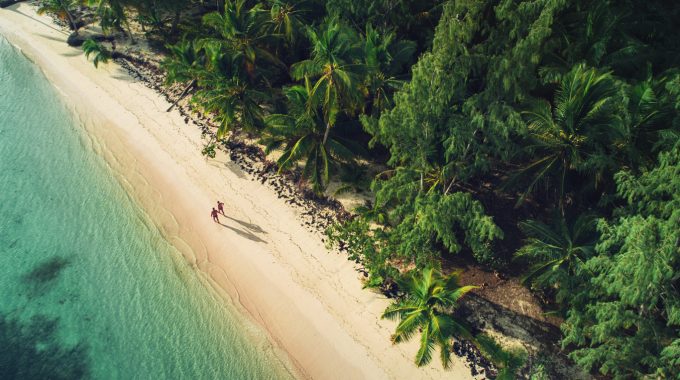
(36, 0, 680, 377)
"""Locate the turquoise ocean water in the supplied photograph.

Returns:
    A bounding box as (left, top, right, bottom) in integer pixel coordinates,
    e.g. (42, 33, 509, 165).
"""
(0, 35, 292, 379)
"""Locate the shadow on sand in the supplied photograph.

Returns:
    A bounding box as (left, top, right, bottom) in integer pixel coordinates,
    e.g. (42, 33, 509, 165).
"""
(216, 222, 266, 244)
(8, 7, 69, 36)
(223, 214, 266, 234)
(37, 33, 68, 43)
(60, 49, 83, 57)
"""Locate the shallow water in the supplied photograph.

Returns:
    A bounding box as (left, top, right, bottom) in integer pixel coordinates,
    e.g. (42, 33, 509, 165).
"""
(0, 35, 292, 379)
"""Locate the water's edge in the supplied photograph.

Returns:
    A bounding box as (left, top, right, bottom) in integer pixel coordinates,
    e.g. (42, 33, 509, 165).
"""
(0, 30, 296, 379)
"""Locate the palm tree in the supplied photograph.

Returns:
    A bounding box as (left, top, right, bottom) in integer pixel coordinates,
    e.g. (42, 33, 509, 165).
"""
(362, 24, 415, 115)
(382, 267, 477, 368)
(515, 213, 597, 304)
(201, 0, 283, 81)
(163, 39, 207, 111)
(193, 66, 269, 136)
(290, 19, 364, 145)
(37, 0, 78, 33)
(266, 0, 305, 45)
(261, 79, 358, 193)
(621, 78, 678, 169)
(513, 64, 621, 212)
(189, 15, 273, 136)
(86, 0, 135, 42)
(82, 39, 111, 68)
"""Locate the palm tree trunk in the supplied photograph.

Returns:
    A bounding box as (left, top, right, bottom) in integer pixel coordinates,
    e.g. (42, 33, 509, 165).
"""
(166, 79, 197, 112)
(124, 21, 135, 44)
(322, 121, 331, 146)
(443, 129, 476, 195)
(443, 176, 456, 195)
(64, 8, 77, 34)
(170, 9, 181, 35)
(559, 159, 566, 216)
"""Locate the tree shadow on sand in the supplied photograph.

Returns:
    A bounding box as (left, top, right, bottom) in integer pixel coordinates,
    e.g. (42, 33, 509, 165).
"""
(0, 313, 90, 379)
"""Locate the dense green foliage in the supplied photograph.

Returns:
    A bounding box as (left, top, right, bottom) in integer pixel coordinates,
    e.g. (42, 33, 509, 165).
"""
(515, 213, 597, 307)
(562, 143, 680, 378)
(369, 1, 677, 376)
(51, 0, 680, 376)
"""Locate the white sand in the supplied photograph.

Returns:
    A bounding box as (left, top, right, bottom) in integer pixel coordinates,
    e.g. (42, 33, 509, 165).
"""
(0, 4, 474, 379)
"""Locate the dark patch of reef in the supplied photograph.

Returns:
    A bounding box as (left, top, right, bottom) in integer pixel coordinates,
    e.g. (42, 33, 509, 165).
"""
(0, 313, 90, 379)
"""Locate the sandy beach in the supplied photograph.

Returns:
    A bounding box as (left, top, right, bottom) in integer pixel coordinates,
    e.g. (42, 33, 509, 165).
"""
(0, 4, 474, 379)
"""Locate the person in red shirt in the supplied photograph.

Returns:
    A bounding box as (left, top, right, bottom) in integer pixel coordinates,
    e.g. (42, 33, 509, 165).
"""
(211, 207, 219, 223)
(217, 201, 225, 215)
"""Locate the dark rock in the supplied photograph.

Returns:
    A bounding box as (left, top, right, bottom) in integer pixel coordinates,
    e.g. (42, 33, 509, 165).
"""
(66, 31, 112, 47)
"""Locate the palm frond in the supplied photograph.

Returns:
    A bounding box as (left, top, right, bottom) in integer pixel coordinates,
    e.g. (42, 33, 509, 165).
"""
(414, 324, 434, 367)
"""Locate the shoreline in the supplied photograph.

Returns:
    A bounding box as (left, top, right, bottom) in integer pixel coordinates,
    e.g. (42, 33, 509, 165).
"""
(0, 4, 474, 379)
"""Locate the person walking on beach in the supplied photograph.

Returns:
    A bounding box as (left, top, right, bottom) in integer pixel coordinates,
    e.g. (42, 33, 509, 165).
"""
(211, 207, 220, 223)
(217, 201, 225, 215)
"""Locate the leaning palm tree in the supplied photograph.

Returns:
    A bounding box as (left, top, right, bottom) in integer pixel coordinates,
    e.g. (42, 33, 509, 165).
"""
(290, 19, 364, 145)
(163, 38, 206, 84)
(193, 68, 268, 136)
(37, 0, 79, 33)
(162, 39, 207, 111)
(261, 79, 359, 193)
(382, 267, 477, 368)
(515, 213, 597, 305)
(513, 64, 621, 212)
(189, 43, 270, 136)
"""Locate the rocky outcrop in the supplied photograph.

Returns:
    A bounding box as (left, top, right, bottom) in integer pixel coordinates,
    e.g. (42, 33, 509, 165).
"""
(458, 294, 590, 379)
(66, 31, 113, 47)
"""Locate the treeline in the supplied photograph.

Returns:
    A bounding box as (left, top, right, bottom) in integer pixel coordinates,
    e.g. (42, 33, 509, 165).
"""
(329, 1, 679, 378)
(43, 0, 679, 377)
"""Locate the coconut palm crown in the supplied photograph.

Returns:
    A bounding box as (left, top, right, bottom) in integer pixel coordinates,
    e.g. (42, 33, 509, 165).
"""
(382, 267, 477, 368)
(262, 78, 359, 193)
